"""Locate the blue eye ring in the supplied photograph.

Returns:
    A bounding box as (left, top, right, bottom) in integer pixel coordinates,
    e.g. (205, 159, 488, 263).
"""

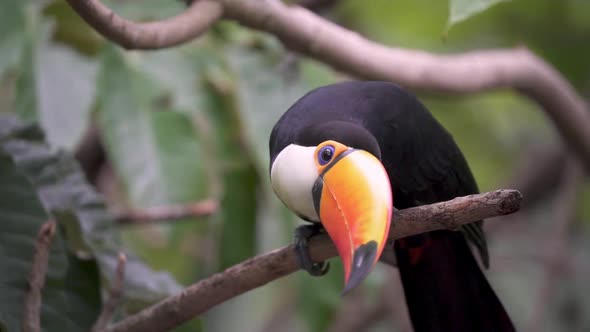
(318, 145, 335, 166)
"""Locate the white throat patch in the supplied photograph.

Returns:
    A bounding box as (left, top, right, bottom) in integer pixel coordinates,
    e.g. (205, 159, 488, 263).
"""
(270, 144, 320, 222)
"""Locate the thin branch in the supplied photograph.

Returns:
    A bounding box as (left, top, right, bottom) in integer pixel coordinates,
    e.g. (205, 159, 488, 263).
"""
(220, 0, 590, 171)
(22, 221, 57, 332)
(92, 253, 127, 332)
(107, 189, 522, 332)
(64, 0, 590, 168)
(64, 0, 223, 49)
(526, 159, 582, 332)
(113, 199, 218, 224)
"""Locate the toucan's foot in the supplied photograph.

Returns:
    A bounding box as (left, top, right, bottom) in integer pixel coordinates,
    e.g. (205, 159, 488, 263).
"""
(294, 224, 330, 276)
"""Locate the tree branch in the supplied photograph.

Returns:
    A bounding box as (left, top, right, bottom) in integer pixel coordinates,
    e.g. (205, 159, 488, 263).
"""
(220, 0, 590, 171)
(113, 199, 218, 224)
(64, 0, 590, 170)
(22, 221, 57, 332)
(106, 189, 521, 332)
(64, 0, 223, 49)
(92, 253, 127, 332)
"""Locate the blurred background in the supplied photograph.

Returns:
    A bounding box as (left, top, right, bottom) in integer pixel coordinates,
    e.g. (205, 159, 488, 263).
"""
(1, 0, 589, 331)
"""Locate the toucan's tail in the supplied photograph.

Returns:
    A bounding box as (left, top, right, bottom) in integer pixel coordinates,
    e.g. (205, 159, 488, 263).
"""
(394, 230, 515, 332)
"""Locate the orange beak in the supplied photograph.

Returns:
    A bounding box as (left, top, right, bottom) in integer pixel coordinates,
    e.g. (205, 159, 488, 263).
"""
(312, 147, 392, 293)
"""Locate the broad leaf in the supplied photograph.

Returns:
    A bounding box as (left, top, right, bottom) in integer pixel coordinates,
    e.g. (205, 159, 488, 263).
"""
(13, 13, 97, 150)
(137, 46, 212, 114)
(0, 0, 25, 77)
(0, 115, 183, 317)
(36, 42, 97, 150)
(227, 44, 310, 167)
(0, 116, 101, 332)
(43, 1, 104, 56)
(201, 69, 260, 269)
(297, 261, 343, 332)
(448, 0, 510, 28)
(97, 45, 208, 208)
(14, 21, 37, 122)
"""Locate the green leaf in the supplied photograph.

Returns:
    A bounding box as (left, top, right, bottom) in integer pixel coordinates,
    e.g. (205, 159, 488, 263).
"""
(43, 1, 104, 56)
(0, 118, 101, 332)
(0, 0, 26, 77)
(218, 165, 259, 267)
(201, 72, 260, 269)
(97, 45, 208, 208)
(447, 0, 510, 29)
(297, 260, 343, 332)
(137, 47, 210, 114)
(36, 42, 97, 150)
(13, 17, 97, 150)
(0, 114, 183, 317)
(226, 45, 311, 167)
(14, 17, 38, 122)
(172, 317, 203, 332)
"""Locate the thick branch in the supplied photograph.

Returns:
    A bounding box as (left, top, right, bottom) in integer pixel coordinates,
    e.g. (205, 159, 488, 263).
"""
(64, 0, 223, 49)
(221, 0, 590, 171)
(107, 189, 521, 332)
(22, 221, 57, 332)
(114, 200, 218, 224)
(64, 0, 590, 169)
(92, 253, 127, 332)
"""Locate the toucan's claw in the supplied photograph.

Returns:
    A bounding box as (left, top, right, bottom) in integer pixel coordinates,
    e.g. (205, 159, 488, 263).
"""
(294, 224, 330, 276)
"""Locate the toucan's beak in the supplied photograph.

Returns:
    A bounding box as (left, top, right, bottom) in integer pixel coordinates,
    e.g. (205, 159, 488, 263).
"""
(313, 149, 392, 294)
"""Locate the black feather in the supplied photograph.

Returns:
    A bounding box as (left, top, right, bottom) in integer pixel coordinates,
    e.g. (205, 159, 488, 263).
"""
(270, 81, 514, 332)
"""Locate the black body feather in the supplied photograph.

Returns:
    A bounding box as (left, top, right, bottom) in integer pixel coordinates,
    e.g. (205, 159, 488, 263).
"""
(270, 81, 514, 332)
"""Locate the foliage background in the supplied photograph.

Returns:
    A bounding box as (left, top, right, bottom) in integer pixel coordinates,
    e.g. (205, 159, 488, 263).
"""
(0, 0, 589, 331)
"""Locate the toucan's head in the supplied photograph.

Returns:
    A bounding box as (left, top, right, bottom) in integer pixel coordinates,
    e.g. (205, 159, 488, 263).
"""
(270, 121, 392, 293)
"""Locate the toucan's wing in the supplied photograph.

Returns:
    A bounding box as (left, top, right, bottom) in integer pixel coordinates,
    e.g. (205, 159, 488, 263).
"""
(415, 135, 489, 268)
(376, 108, 489, 267)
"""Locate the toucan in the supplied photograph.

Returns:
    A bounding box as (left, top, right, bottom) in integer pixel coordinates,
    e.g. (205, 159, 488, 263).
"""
(269, 81, 515, 332)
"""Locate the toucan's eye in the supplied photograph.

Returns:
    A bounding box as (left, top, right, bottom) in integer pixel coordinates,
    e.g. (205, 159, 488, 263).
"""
(318, 145, 335, 165)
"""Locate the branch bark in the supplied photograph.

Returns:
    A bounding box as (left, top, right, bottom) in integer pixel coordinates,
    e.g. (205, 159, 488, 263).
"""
(22, 221, 57, 332)
(64, 0, 590, 171)
(220, 0, 590, 171)
(106, 189, 521, 332)
(64, 0, 223, 49)
(92, 253, 127, 332)
(114, 199, 218, 224)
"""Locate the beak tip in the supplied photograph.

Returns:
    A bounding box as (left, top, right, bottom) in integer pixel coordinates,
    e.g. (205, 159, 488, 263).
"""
(341, 241, 378, 295)
(341, 280, 359, 296)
